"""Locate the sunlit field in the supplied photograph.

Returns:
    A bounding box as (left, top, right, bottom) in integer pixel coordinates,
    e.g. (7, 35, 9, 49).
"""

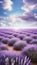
(0, 29, 37, 65)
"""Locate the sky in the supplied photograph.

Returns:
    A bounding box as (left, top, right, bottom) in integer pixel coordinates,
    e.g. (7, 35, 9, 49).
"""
(0, 0, 37, 29)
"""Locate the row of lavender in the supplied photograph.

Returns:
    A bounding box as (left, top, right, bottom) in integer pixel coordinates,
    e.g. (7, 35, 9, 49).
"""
(0, 29, 37, 65)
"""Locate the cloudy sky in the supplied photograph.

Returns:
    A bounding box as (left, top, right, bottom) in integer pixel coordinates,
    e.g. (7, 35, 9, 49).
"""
(0, 0, 37, 29)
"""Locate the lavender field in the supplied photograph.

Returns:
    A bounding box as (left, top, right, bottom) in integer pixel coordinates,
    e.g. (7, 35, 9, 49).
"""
(0, 29, 37, 65)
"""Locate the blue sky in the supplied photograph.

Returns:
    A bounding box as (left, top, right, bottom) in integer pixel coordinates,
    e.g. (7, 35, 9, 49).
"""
(0, 0, 24, 16)
(0, 0, 37, 29)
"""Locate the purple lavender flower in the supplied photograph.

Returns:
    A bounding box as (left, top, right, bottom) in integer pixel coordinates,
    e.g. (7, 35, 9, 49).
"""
(32, 34, 37, 39)
(13, 40, 27, 50)
(2, 38, 9, 44)
(0, 36, 3, 41)
(13, 32, 18, 37)
(8, 37, 20, 46)
(7, 35, 14, 39)
(17, 34, 25, 40)
(0, 44, 8, 50)
(30, 39, 37, 44)
(0, 50, 32, 65)
(23, 36, 32, 44)
(22, 44, 37, 62)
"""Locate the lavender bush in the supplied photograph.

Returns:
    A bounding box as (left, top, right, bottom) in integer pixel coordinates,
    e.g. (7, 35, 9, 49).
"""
(17, 34, 25, 40)
(23, 36, 32, 44)
(30, 39, 37, 44)
(13, 40, 27, 50)
(0, 44, 8, 50)
(8, 37, 20, 46)
(2, 38, 9, 44)
(22, 44, 37, 62)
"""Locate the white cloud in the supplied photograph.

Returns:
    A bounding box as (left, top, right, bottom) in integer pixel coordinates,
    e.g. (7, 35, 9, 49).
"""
(2, 0, 13, 11)
(0, 14, 37, 29)
(8, 14, 17, 22)
(21, 0, 37, 13)
(21, 3, 36, 13)
(0, 23, 6, 27)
